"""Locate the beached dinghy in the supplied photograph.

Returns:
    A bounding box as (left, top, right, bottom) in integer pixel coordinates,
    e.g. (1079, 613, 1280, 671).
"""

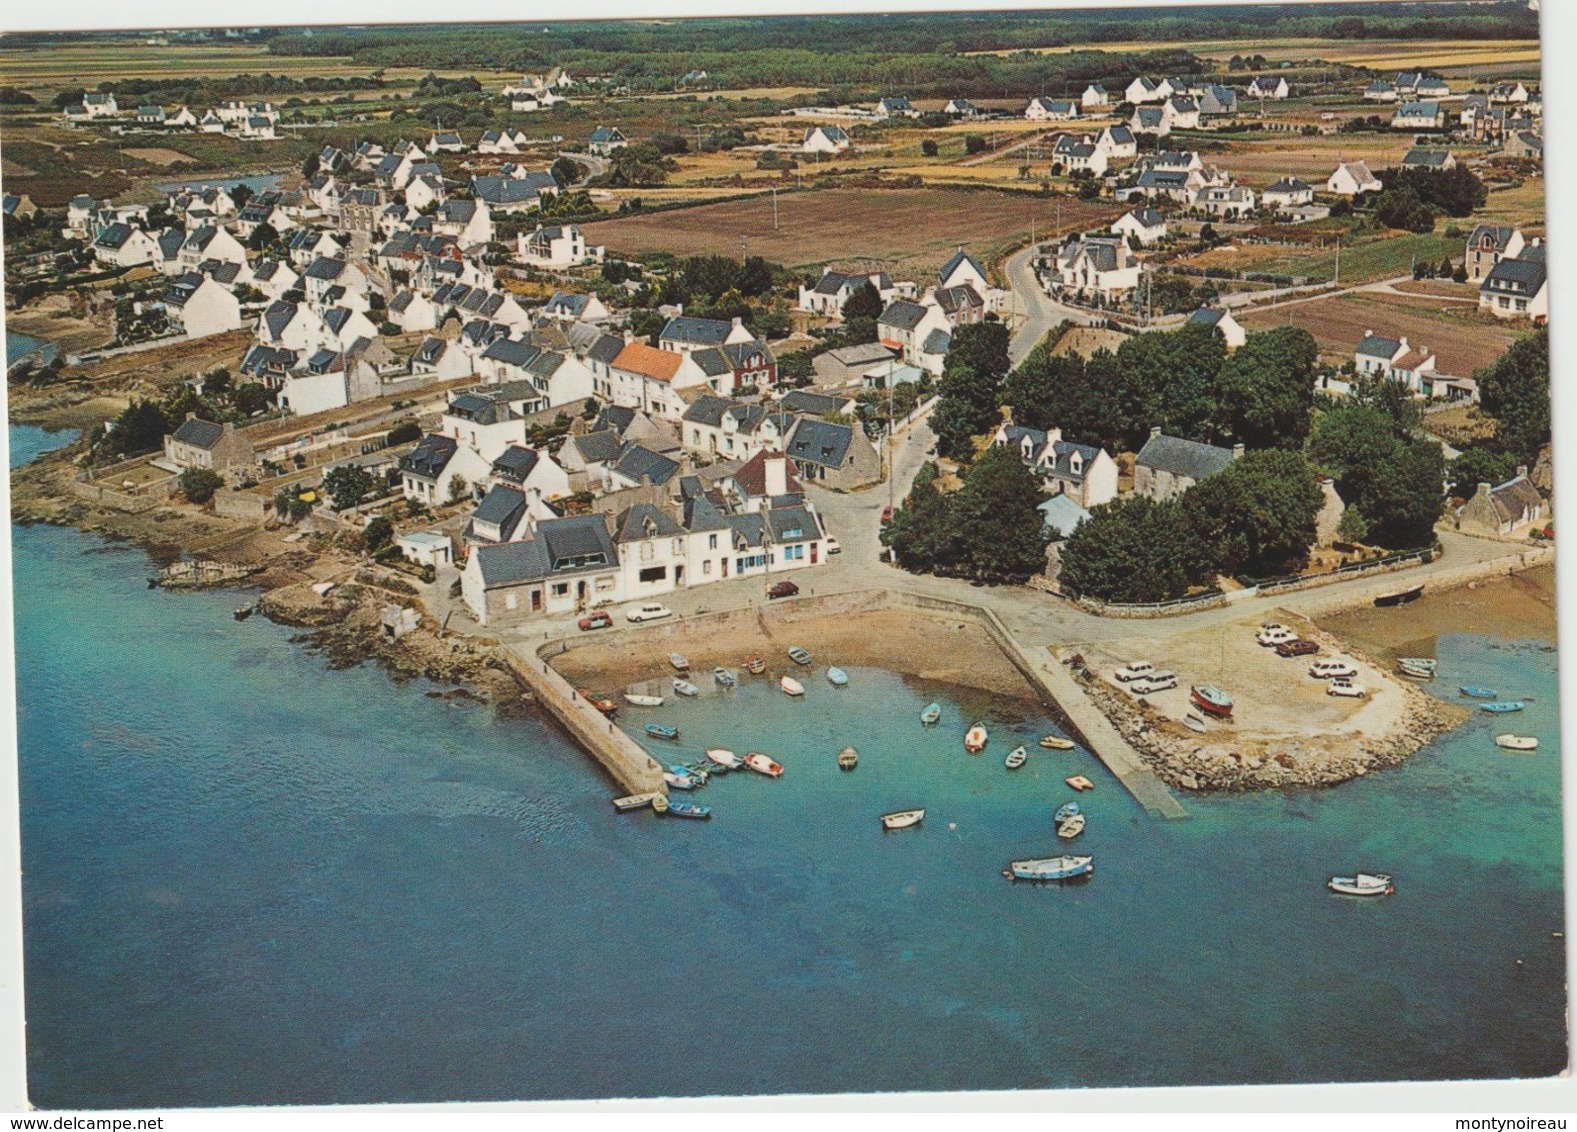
(1374, 583, 1423, 607)
(1057, 813, 1086, 840)
(787, 646, 812, 666)
(673, 679, 700, 697)
(964, 723, 989, 753)
(1039, 735, 1075, 750)
(1481, 701, 1527, 714)
(1397, 658, 1437, 679)
(921, 703, 942, 726)
(712, 667, 737, 688)
(1495, 734, 1539, 751)
(644, 722, 680, 741)
(665, 800, 711, 820)
(744, 752, 783, 777)
(745, 656, 766, 675)
(1327, 872, 1394, 897)
(827, 666, 849, 687)
(1183, 713, 1207, 733)
(838, 746, 859, 770)
(1005, 746, 1028, 770)
(779, 675, 805, 697)
(881, 809, 924, 830)
(705, 748, 744, 771)
(669, 653, 690, 672)
(1459, 686, 1498, 699)
(624, 692, 664, 708)
(1054, 801, 1081, 823)
(1003, 855, 1094, 882)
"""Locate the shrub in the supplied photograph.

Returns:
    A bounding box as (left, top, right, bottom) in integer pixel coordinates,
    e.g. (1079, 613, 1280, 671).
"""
(178, 467, 223, 504)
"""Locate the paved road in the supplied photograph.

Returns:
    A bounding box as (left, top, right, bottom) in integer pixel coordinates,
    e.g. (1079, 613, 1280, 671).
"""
(1002, 242, 1097, 366)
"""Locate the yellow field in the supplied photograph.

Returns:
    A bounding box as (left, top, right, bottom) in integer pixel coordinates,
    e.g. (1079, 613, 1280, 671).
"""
(962, 37, 1540, 71)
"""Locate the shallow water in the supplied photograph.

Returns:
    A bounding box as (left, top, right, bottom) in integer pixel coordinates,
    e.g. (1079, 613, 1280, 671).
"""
(8, 430, 1567, 1107)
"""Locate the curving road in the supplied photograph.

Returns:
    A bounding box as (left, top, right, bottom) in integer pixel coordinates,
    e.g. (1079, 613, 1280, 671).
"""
(1002, 242, 1097, 366)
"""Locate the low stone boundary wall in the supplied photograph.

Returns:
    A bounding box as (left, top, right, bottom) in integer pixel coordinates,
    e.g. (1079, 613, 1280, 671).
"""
(68, 477, 173, 512)
(1300, 545, 1553, 619)
(213, 490, 269, 522)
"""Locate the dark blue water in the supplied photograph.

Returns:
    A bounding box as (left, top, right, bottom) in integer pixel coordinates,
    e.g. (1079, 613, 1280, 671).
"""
(8, 424, 80, 469)
(6, 332, 58, 370)
(9, 430, 1568, 1107)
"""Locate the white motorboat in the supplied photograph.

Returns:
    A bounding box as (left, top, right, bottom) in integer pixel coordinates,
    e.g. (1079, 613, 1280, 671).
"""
(744, 752, 783, 777)
(705, 748, 744, 770)
(1003, 855, 1093, 882)
(779, 675, 805, 697)
(1327, 872, 1394, 897)
(964, 723, 988, 753)
(623, 692, 664, 707)
(1004, 745, 1028, 770)
(881, 809, 925, 830)
(1495, 734, 1539, 751)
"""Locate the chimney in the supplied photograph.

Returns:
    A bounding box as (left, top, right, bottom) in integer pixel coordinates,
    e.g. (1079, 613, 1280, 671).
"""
(1516, 465, 1529, 479)
(1475, 481, 1492, 501)
(765, 453, 788, 498)
(186, 411, 197, 421)
(1150, 425, 1162, 440)
(1232, 442, 1245, 460)
(731, 316, 743, 331)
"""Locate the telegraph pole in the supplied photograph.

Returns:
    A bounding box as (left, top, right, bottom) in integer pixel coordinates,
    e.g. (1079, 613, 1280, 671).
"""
(772, 187, 779, 230)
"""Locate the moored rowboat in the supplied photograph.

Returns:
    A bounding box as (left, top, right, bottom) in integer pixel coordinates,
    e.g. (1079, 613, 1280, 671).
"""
(780, 675, 805, 697)
(921, 703, 942, 726)
(827, 666, 849, 687)
(1480, 701, 1527, 713)
(1066, 776, 1095, 792)
(712, 667, 737, 687)
(838, 746, 859, 770)
(612, 791, 663, 812)
(645, 722, 680, 741)
(665, 800, 711, 820)
(964, 723, 989, 753)
(1054, 801, 1081, 822)
(1005, 745, 1028, 770)
(1495, 734, 1538, 751)
(881, 809, 924, 830)
(624, 692, 664, 707)
(1057, 813, 1086, 840)
(1039, 735, 1075, 750)
(673, 679, 700, 697)
(1459, 686, 1498, 699)
(705, 748, 744, 770)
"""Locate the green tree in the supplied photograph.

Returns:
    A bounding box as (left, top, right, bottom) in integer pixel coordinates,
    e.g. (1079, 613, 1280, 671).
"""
(1476, 326, 1549, 462)
(1447, 445, 1520, 502)
(1374, 186, 1434, 233)
(99, 399, 170, 459)
(948, 445, 1050, 583)
(930, 322, 1011, 460)
(178, 467, 223, 504)
(364, 515, 394, 552)
(1360, 436, 1445, 548)
(447, 475, 471, 504)
(247, 222, 279, 251)
(1183, 450, 1323, 578)
(883, 463, 960, 575)
(964, 134, 987, 155)
(1059, 495, 1204, 603)
(841, 280, 883, 321)
(1214, 326, 1319, 449)
(921, 138, 939, 157)
(323, 464, 375, 511)
(1308, 403, 1403, 502)
(386, 419, 422, 445)
(234, 383, 272, 416)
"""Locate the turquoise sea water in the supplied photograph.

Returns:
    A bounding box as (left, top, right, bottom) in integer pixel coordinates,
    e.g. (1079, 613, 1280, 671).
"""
(8, 426, 1568, 1107)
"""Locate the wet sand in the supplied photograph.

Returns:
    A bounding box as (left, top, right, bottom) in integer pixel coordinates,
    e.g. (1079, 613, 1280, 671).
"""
(1319, 564, 1556, 657)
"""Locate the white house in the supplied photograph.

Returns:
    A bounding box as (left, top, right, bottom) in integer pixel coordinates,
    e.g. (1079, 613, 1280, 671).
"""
(1052, 134, 1108, 177)
(992, 422, 1119, 510)
(1479, 250, 1548, 323)
(1185, 306, 1246, 350)
(91, 224, 159, 268)
(875, 96, 919, 119)
(587, 126, 628, 156)
(802, 125, 851, 153)
(797, 267, 896, 319)
(876, 299, 953, 375)
(1095, 125, 1138, 160)
(1048, 235, 1141, 303)
(1111, 208, 1167, 246)
(257, 300, 333, 354)
(177, 224, 247, 272)
(83, 91, 118, 118)
(386, 290, 438, 333)
(1026, 98, 1080, 122)
(400, 433, 492, 506)
(1248, 75, 1290, 100)
(1081, 84, 1110, 109)
(1392, 101, 1446, 131)
(539, 290, 611, 324)
(1326, 161, 1382, 196)
(1194, 184, 1257, 218)
(1126, 77, 1163, 104)
(1164, 96, 1201, 131)
(1262, 177, 1315, 209)
(518, 224, 601, 267)
(162, 273, 242, 338)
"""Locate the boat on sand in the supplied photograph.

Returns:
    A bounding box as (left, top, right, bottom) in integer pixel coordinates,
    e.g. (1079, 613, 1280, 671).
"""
(669, 653, 690, 671)
(1190, 685, 1234, 719)
(745, 656, 766, 675)
(624, 692, 664, 707)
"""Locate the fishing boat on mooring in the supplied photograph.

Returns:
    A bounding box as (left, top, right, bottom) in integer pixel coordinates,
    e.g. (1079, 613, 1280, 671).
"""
(665, 800, 711, 820)
(1003, 855, 1094, 882)
(964, 723, 989, 753)
(744, 752, 783, 777)
(1459, 685, 1498, 699)
(921, 703, 942, 726)
(645, 722, 680, 741)
(663, 771, 701, 790)
(1327, 872, 1394, 897)
(881, 809, 924, 830)
(669, 652, 690, 672)
(1495, 734, 1539, 751)
(1054, 801, 1081, 823)
(705, 748, 744, 770)
(1190, 685, 1234, 719)
(673, 679, 700, 697)
(838, 746, 859, 770)
(827, 666, 849, 687)
(712, 667, 736, 688)
(1039, 735, 1075, 750)
(612, 791, 663, 812)
(787, 646, 812, 666)
(1480, 700, 1527, 714)
(1005, 746, 1028, 770)
(1057, 813, 1086, 840)
(780, 675, 805, 697)
(1373, 583, 1423, 607)
(624, 692, 664, 708)
(745, 656, 766, 675)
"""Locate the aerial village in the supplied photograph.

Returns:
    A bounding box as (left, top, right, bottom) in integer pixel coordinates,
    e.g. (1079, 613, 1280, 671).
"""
(3, 23, 1552, 810)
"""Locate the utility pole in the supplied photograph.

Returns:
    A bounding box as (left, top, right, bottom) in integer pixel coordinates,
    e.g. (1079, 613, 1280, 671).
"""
(1334, 237, 1341, 287)
(772, 186, 779, 230)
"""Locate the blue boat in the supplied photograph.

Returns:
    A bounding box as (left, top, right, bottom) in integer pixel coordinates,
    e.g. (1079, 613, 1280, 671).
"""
(663, 771, 701, 790)
(827, 666, 849, 687)
(788, 646, 812, 666)
(1054, 801, 1081, 823)
(665, 800, 712, 820)
(921, 703, 942, 726)
(1002, 855, 1094, 882)
(1480, 701, 1527, 713)
(669, 762, 708, 783)
(1459, 686, 1498, 699)
(645, 722, 680, 741)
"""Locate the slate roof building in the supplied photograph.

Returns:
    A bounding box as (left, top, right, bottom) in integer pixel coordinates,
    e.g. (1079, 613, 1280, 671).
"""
(1133, 427, 1242, 501)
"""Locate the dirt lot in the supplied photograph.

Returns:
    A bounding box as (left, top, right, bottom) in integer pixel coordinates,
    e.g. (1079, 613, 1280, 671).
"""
(1241, 290, 1523, 374)
(582, 187, 1119, 276)
(119, 146, 196, 166)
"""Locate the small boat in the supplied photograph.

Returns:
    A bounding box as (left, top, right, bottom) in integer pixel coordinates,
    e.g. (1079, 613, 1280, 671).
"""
(780, 675, 805, 697)
(651, 795, 669, 814)
(705, 748, 744, 770)
(1005, 745, 1028, 770)
(672, 679, 700, 698)
(826, 666, 849, 687)
(964, 723, 989, 753)
(1374, 583, 1423, 607)
(624, 692, 664, 708)
(612, 791, 663, 812)
(744, 752, 783, 777)
(669, 652, 690, 671)
(1328, 872, 1394, 897)
(1057, 813, 1086, 840)
(838, 746, 859, 770)
(1183, 713, 1207, 734)
(233, 605, 253, 621)
(787, 646, 812, 666)
(1397, 657, 1437, 679)
(645, 722, 680, 741)
(1054, 801, 1081, 823)
(663, 771, 701, 791)
(1495, 734, 1539, 751)
(668, 763, 707, 783)
(1190, 685, 1234, 719)
(745, 656, 766, 675)
(1480, 701, 1527, 714)
(1039, 735, 1075, 750)
(921, 703, 942, 726)
(1459, 686, 1498, 699)
(881, 809, 924, 830)
(665, 800, 711, 820)
(1065, 776, 1095, 792)
(578, 689, 618, 715)
(712, 667, 737, 688)
(1002, 855, 1093, 882)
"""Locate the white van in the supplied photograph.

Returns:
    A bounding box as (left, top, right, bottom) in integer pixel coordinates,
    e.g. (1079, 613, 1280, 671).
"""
(625, 603, 673, 623)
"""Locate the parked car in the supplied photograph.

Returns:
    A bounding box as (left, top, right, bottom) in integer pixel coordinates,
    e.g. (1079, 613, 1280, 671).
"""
(577, 610, 612, 631)
(767, 580, 800, 600)
(1256, 624, 1296, 647)
(824, 537, 841, 555)
(625, 603, 673, 623)
(1114, 660, 1156, 683)
(1327, 679, 1367, 698)
(1129, 671, 1178, 695)
(1275, 639, 1320, 658)
(1309, 659, 1358, 680)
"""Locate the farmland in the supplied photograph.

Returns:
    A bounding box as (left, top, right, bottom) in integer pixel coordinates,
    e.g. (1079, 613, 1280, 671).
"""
(1239, 290, 1521, 375)
(582, 186, 1119, 277)
(962, 37, 1541, 75)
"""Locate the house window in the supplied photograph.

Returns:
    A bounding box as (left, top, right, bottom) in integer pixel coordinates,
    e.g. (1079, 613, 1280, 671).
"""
(639, 566, 666, 584)
(551, 582, 569, 597)
(702, 561, 712, 576)
(708, 533, 718, 550)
